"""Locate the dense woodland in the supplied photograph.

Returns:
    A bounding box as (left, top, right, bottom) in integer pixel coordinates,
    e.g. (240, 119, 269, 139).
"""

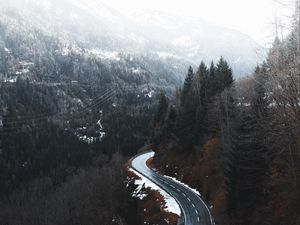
(0, 4, 170, 224)
(0, 60, 160, 224)
(153, 3, 300, 225)
(1, 1, 300, 225)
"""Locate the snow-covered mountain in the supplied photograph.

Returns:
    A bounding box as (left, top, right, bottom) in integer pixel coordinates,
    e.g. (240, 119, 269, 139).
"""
(0, 0, 263, 78)
(130, 10, 264, 76)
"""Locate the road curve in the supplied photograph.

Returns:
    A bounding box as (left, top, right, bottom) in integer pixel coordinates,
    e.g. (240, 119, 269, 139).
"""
(130, 151, 214, 225)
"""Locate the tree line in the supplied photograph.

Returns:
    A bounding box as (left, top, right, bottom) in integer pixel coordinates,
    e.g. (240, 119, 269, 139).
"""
(152, 7, 300, 222)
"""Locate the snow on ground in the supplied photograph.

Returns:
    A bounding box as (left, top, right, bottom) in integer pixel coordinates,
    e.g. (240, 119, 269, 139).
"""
(163, 175, 201, 197)
(75, 110, 105, 144)
(87, 49, 121, 61)
(4, 78, 17, 83)
(156, 51, 178, 59)
(129, 168, 181, 216)
(131, 67, 142, 74)
(146, 90, 154, 98)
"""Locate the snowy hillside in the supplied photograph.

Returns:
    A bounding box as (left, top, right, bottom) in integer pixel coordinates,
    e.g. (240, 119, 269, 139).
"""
(0, 0, 263, 78)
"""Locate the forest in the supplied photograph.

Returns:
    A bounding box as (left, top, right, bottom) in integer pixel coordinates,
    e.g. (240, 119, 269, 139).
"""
(152, 4, 300, 225)
(0, 5, 164, 223)
(0, 1, 300, 225)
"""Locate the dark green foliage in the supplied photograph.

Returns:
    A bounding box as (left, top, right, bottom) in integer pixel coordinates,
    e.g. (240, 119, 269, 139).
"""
(208, 61, 218, 96)
(164, 105, 177, 140)
(153, 93, 169, 145)
(176, 67, 196, 148)
(181, 66, 194, 102)
(194, 62, 209, 138)
(154, 93, 169, 126)
(153, 59, 274, 225)
(251, 65, 269, 119)
(216, 57, 234, 90)
(226, 111, 269, 225)
(153, 58, 234, 150)
(0, 79, 157, 195)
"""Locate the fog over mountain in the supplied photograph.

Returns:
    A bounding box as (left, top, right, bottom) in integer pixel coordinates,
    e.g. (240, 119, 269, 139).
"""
(0, 0, 263, 78)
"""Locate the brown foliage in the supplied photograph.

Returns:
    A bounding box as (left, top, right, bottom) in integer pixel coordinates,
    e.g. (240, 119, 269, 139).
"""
(154, 137, 228, 224)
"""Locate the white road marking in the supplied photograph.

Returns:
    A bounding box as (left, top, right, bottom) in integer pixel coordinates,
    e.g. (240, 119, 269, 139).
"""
(192, 203, 195, 208)
(170, 185, 175, 188)
(131, 152, 215, 225)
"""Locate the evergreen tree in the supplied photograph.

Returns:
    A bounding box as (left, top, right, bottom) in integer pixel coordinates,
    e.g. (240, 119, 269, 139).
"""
(216, 57, 234, 90)
(181, 66, 194, 108)
(251, 65, 269, 119)
(226, 111, 269, 225)
(176, 66, 196, 149)
(193, 61, 209, 140)
(154, 93, 169, 125)
(153, 93, 169, 144)
(163, 105, 177, 140)
(208, 61, 217, 97)
(194, 61, 208, 102)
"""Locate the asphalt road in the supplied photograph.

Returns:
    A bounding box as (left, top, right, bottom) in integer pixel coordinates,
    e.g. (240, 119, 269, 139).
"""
(130, 151, 214, 225)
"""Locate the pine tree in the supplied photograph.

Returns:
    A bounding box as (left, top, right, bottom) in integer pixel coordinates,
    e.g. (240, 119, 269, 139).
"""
(208, 61, 217, 97)
(193, 61, 209, 140)
(251, 65, 269, 119)
(153, 93, 169, 144)
(176, 66, 196, 149)
(216, 57, 234, 90)
(163, 105, 177, 140)
(194, 61, 208, 102)
(154, 93, 169, 125)
(181, 66, 194, 107)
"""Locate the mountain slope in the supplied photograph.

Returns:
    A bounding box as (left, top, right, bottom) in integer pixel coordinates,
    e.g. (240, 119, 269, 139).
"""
(129, 9, 263, 77)
(0, 0, 263, 78)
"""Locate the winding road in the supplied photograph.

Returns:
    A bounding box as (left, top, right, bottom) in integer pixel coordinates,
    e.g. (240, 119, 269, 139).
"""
(130, 151, 214, 225)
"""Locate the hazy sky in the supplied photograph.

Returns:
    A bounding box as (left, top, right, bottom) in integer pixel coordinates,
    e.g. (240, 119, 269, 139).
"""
(106, 0, 294, 46)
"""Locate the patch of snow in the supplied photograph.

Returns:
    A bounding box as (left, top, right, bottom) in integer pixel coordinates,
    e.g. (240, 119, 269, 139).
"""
(156, 51, 178, 59)
(131, 68, 141, 74)
(96, 131, 106, 139)
(16, 69, 30, 75)
(4, 78, 17, 83)
(62, 46, 70, 56)
(145, 90, 154, 98)
(129, 168, 181, 216)
(20, 61, 34, 67)
(73, 98, 84, 106)
(97, 119, 103, 129)
(87, 49, 121, 61)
